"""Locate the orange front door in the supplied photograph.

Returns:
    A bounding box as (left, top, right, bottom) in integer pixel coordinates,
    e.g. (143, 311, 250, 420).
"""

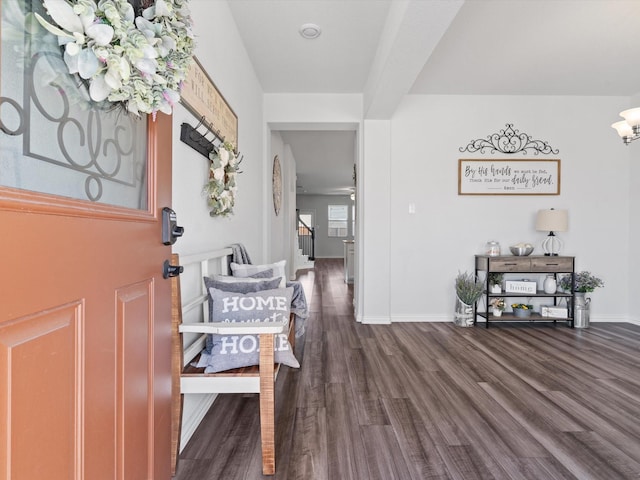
(0, 112, 173, 479)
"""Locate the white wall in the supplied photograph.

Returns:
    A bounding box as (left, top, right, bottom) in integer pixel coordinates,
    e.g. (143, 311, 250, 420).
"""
(296, 194, 355, 258)
(269, 133, 297, 277)
(265, 94, 363, 127)
(170, 0, 265, 450)
(380, 95, 631, 322)
(283, 144, 298, 277)
(628, 93, 640, 325)
(172, 1, 265, 263)
(361, 120, 392, 323)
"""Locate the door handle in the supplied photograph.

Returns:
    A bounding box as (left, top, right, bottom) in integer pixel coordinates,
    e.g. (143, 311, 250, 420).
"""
(163, 260, 183, 279)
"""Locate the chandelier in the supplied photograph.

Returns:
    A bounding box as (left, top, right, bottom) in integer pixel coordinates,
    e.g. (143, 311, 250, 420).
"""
(611, 108, 640, 144)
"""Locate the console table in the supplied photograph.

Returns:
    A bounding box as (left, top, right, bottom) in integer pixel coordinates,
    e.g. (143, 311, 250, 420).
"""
(475, 255, 575, 328)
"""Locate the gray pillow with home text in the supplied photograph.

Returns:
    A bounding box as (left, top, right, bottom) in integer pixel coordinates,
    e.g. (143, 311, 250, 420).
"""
(197, 287, 299, 373)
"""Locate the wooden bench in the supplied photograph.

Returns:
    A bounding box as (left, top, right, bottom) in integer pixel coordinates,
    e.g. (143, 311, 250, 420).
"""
(170, 249, 295, 476)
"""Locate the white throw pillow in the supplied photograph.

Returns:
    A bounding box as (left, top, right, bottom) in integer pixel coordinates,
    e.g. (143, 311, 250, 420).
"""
(230, 260, 287, 288)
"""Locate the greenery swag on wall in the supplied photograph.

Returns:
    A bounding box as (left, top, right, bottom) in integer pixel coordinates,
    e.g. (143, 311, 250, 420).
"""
(205, 142, 242, 217)
(35, 0, 195, 116)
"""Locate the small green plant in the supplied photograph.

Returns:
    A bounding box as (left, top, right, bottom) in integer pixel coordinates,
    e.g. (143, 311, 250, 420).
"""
(558, 271, 604, 293)
(455, 271, 484, 305)
(488, 272, 504, 287)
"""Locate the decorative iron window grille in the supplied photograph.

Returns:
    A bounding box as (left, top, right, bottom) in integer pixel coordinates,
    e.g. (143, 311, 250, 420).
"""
(1, 1, 147, 208)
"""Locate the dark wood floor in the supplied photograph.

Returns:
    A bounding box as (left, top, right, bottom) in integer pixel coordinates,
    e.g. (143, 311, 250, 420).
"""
(174, 258, 640, 480)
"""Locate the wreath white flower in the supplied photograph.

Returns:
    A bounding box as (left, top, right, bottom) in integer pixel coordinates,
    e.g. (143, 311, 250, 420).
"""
(35, 0, 194, 116)
(205, 142, 240, 217)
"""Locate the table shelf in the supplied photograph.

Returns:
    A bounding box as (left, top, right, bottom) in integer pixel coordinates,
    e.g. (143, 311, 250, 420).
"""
(475, 255, 575, 329)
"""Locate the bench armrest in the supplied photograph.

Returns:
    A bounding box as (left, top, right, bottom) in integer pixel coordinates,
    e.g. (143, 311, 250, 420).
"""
(179, 321, 286, 335)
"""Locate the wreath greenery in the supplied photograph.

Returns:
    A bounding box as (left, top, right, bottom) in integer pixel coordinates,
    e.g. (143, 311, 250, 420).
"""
(35, 0, 194, 116)
(205, 142, 240, 217)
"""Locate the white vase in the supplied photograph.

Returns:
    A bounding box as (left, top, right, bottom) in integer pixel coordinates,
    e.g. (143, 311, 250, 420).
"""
(490, 284, 502, 293)
(492, 308, 502, 317)
(543, 275, 557, 294)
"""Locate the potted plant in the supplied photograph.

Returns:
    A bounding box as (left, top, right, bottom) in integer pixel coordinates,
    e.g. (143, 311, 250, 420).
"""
(488, 272, 504, 293)
(558, 271, 604, 293)
(558, 271, 604, 328)
(511, 303, 534, 318)
(490, 298, 506, 317)
(454, 271, 484, 327)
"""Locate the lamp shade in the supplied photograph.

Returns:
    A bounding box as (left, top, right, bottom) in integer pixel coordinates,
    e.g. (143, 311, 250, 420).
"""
(612, 120, 633, 138)
(620, 107, 640, 127)
(535, 209, 568, 232)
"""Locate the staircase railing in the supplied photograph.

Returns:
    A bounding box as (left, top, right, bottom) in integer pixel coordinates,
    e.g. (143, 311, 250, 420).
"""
(297, 212, 315, 261)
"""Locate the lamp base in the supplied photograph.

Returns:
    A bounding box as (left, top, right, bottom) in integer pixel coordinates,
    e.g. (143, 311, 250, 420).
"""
(542, 233, 563, 256)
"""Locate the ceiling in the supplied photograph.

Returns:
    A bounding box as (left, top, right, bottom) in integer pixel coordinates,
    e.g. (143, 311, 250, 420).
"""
(228, 0, 640, 194)
(280, 130, 356, 196)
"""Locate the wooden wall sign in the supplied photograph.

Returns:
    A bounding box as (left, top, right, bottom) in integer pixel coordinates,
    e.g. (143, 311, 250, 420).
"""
(458, 159, 560, 195)
(180, 56, 238, 149)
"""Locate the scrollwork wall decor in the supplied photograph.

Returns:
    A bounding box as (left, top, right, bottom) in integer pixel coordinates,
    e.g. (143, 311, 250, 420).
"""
(459, 123, 559, 155)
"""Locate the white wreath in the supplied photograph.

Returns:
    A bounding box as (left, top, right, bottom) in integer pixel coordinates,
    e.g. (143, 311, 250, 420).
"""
(35, 0, 195, 116)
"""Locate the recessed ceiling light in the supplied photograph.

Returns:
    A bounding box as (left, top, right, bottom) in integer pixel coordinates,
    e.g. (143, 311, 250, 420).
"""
(299, 23, 321, 40)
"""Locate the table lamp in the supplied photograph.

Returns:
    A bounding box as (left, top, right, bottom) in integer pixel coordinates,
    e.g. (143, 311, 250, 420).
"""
(535, 208, 568, 256)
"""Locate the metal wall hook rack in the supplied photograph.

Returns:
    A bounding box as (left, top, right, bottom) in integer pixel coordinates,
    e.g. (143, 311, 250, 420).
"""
(180, 116, 224, 159)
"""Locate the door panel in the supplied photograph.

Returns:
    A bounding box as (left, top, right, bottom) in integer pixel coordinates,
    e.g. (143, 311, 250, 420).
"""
(1, 2, 173, 474)
(0, 302, 82, 479)
(0, 111, 173, 480)
(117, 281, 153, 480)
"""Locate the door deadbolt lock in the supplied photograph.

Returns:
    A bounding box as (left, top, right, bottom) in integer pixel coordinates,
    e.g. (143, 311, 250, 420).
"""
(162, 207, 184, 245)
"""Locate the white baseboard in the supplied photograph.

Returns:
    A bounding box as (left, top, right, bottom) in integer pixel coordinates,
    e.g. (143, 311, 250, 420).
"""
(360, 315, 391, 324)
(295, 262, 315, 272)
(589, 314, 633, 323)
(388, 314, 637, 324)
(180, 393, 217, 452)
(391, 314, 450, 323)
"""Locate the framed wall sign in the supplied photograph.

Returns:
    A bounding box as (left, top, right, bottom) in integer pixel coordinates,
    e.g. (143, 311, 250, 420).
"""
(180, 56, 238, 149)
(458, 159, 560, 195)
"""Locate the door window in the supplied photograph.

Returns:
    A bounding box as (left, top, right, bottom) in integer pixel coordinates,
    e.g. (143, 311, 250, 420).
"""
(0, 1, 148, 209)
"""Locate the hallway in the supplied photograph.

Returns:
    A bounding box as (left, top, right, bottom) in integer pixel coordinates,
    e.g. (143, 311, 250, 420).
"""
(174, 259, 640, 480)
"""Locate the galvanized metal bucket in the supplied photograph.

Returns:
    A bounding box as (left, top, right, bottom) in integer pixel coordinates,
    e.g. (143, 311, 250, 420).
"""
(574, 293, 591, 328)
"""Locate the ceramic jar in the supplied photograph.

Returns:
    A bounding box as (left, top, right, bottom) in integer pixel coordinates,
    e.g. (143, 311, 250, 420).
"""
(543, 275, 557, 294)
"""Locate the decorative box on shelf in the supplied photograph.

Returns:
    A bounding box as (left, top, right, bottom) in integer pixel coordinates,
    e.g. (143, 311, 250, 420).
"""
(505, 280, 537, 294)
(541, 305, 568, 318)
